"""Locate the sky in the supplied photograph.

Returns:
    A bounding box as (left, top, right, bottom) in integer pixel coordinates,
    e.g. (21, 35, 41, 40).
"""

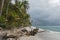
(28, 0, 60, 26)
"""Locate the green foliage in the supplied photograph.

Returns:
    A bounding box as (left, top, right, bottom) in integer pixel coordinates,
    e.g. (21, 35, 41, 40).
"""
(0, 0, 31, 29)
(0, 16, 6, 29)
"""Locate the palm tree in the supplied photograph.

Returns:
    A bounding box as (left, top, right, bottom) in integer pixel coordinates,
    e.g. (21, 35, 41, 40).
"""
(0, 0, 31, 29)
(0, 0, 4, 16)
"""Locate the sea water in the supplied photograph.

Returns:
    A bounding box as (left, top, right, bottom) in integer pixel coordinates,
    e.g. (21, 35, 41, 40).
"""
(37, 26, 60, 32)
(35, 26, 60, 32)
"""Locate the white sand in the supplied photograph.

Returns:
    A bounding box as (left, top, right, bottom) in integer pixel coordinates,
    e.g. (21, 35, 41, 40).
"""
(19, 36, 42, 40)
(19, 31, 60, 40)
(37, 31, 60, 40)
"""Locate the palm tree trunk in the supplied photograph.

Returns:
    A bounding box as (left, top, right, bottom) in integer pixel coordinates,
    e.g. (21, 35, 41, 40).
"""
(0, 0, 2, 9)
(0, 0, 4, 16)
(5, 0, 11, 28)
(6, 0, 10, 16)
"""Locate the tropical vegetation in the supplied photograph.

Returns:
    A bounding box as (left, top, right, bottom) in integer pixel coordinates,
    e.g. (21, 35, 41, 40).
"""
(0, 0, 31, 29)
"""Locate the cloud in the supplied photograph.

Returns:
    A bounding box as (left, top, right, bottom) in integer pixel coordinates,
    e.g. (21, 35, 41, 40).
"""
(49, 0, 60, 4)
(28, 0, 60, 26)
(49, 0, 60, 7)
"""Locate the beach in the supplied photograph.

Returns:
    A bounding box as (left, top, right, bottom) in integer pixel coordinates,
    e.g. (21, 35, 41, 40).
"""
(37, 31, 60, 40)
(0, 27, 60, 40)
(19, 36, 42, 40)
(20, 26, 60, 40)
(19, 31, 60, 40)
(19, 27, 60, 40)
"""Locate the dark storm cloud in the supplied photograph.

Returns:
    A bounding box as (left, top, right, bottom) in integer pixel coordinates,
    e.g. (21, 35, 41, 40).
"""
(28, 0, 60, 26)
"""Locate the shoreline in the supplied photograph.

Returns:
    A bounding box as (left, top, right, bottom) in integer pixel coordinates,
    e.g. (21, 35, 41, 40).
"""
(0, 26, 60, 40)
(19, 26, 60, 40)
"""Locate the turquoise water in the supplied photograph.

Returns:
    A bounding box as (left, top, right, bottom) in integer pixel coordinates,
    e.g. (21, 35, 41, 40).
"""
(36, 26, 60, 32)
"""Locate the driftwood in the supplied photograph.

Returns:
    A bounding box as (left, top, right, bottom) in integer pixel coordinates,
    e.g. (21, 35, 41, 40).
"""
(29, 28, 38, 36)
(2, 33, 18, 40)
(1, 27, 39, 40)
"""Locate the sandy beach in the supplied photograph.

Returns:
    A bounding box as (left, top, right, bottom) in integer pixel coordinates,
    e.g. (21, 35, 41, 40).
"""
(19, 27, 60, 40)
(19, 36, 42, 40)
(37, 31, 60, 40)
(0, 27, 60, 40)
(19, 31, 60, 40)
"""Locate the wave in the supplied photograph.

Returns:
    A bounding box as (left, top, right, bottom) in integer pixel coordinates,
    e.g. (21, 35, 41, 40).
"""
(31, 26, 60, 35)
(48, 30, 60, 35)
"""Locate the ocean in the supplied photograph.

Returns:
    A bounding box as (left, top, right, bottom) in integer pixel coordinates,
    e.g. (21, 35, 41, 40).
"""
(34, 26, 60, 32)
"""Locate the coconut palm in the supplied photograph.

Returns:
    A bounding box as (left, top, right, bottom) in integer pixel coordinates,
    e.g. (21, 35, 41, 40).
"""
(0, 0, 4, 16)
(0, 0, 31, 29)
